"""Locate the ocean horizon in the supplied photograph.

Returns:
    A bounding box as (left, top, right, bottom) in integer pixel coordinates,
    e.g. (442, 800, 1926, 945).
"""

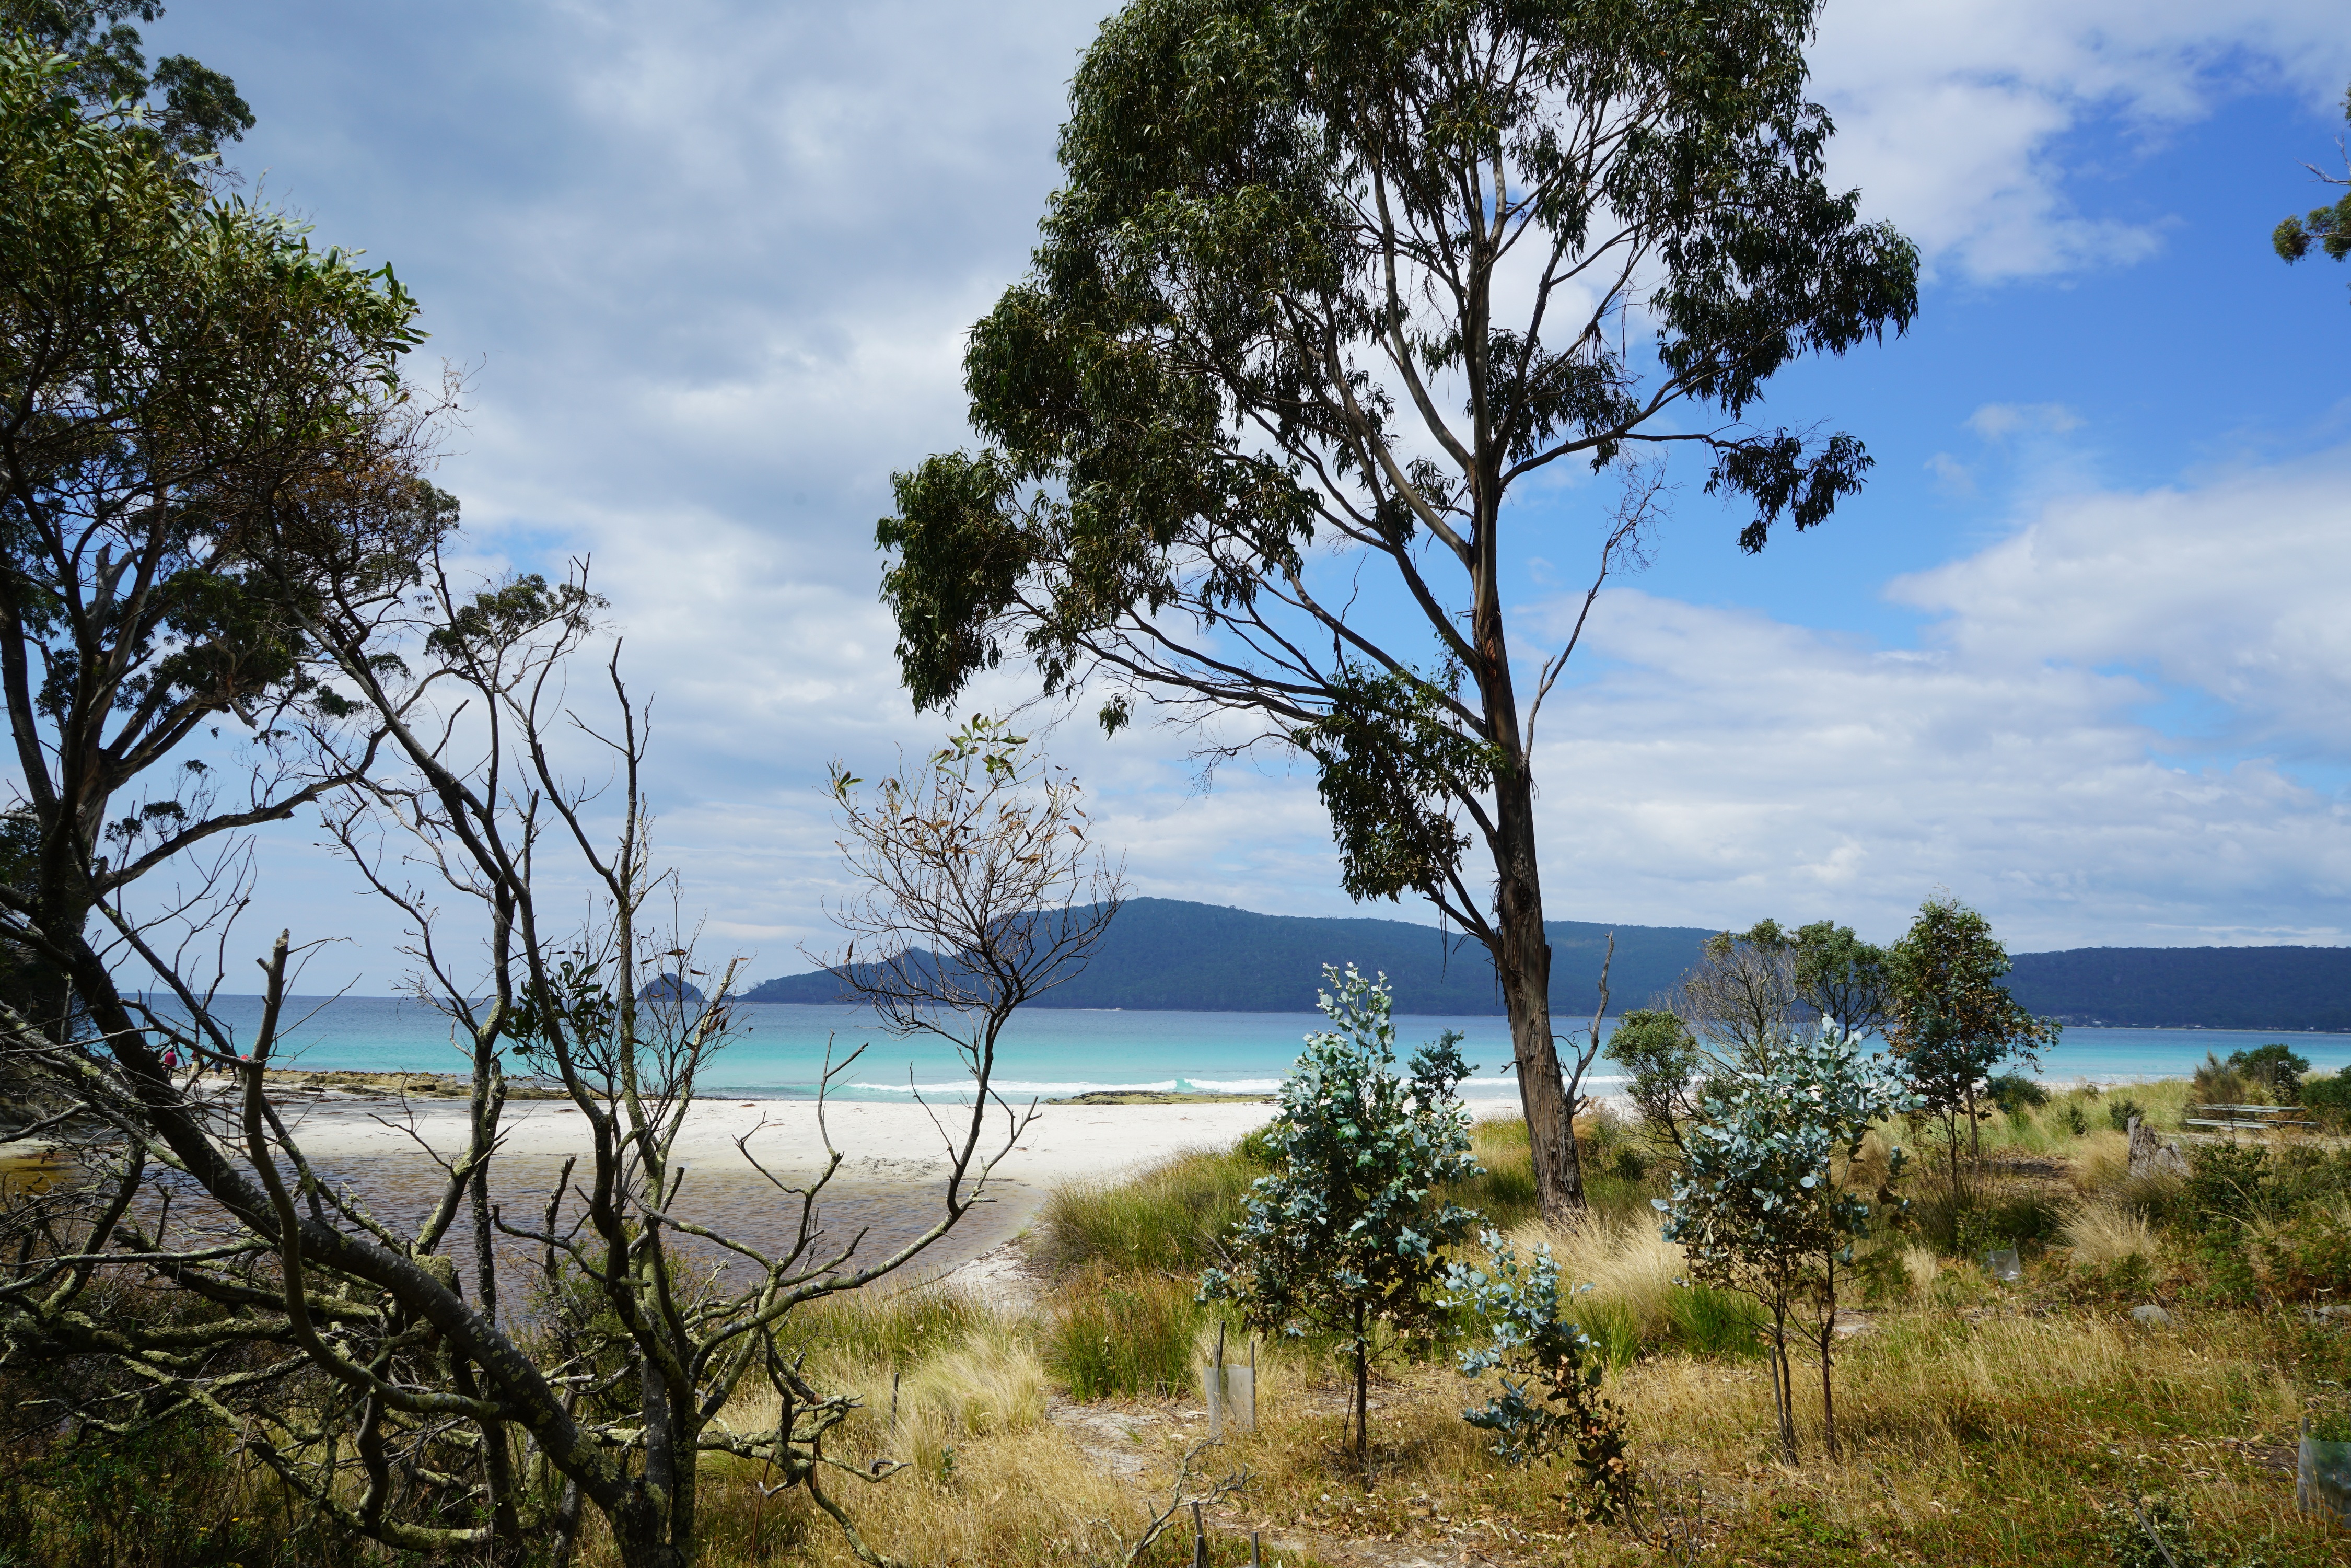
(147, 996, 2351, 1104)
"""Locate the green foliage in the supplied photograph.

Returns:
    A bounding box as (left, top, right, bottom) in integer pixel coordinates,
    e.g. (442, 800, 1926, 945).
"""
(2184, 1142, 2277, 1234)
(1985, 1072, 2049, 1117)
(1038, 1145, 1266, 1276)
(1791, 919, 1891, 1035)
(1296, 664, 1502, 903)
(2253, 1206, 2351, 1301)
(2273, 77, 2351, 278)
(0, 28, 449, 1005)
(2, 1, 253, 162)
(2305, 1065, 2351, 1129)
(1444, 1230, 1632, 1520)
(1887, 894, 2059, 1181)
(780, 1284, 992, 1372)
(0, 1413, 359, 1568)
(2226, 1042, 2309, 1101)
(1604, 1007, 1700, 1146)
(1201, 966, 1481, 1458)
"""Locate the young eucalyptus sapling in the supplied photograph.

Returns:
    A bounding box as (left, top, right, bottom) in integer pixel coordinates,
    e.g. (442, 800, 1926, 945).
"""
(1444, 1231, 1631, 1519)
(1201, 967, 1479, 1469)
(1657, 1021, 1914, 1461)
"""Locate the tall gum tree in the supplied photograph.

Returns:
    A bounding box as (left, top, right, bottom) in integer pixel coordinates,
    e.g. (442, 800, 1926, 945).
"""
(879, 0, 1918, 1222)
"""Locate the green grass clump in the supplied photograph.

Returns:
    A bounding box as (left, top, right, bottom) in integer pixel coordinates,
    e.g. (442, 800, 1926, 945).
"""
(776, 1282, 990, 1369)
(1045, 1265, 1205, 1399)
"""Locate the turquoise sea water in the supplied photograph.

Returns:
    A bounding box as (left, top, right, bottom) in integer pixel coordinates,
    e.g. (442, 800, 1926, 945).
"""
(169, 996, 2351, 1102)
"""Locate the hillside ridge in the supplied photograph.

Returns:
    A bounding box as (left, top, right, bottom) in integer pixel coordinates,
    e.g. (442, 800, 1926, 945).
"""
(744, 898, 2351, 1029)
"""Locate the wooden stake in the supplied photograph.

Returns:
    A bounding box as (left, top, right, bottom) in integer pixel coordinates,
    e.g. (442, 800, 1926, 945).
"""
(1192, 1500, 1207, 1568)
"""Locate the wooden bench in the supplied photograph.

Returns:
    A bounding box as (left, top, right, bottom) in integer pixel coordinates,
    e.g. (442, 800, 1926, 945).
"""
(2186, 1102, 2320, 1134)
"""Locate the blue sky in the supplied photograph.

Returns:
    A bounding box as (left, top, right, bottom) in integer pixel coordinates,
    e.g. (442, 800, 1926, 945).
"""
(132, 1, 2351, 988)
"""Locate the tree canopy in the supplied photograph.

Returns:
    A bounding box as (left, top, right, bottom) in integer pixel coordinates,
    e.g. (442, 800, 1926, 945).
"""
(2273, 77, 2350, 286)
(0, 33, 448, 1079)
(3, 1, 252, 162)
(881, 0, 1917, 1223)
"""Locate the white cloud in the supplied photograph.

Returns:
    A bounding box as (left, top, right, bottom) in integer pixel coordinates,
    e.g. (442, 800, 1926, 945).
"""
(148, 1, 2351, 986)
(1923, 451, 1975, 494)
(1966, 402, 2085, 440)
(1515, 454, 2351, 950)
(1809, 0, 2351, 280)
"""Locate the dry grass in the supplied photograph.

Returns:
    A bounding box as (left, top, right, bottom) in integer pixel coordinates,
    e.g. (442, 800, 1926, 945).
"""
(88, 1084, 2345, 1568)
(2062, 1195, 2160, 1268)
(1899, 1242, 1943, 1303)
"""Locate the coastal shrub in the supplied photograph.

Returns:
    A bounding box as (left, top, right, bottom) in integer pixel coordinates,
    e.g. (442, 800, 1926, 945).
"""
(2188, 1052, 2248, 1112)
(1604, 1007, 1702, 1147)
(1046, 1264, 1203, 1399)
(2303, 1065, 2351, 1129)
(1445, 1230, 1633, 1520)
(2227, 1041, 2308, 1101)
(0, 1413, 360, 1568)
(1202, 968, 1481, 1465)
(2184, 1142, 2276, 1233)
(2252, 1204, 2351, 1299)
(2106, 1095, 2145, 1132)
(1985, 1072, 2048, 1118)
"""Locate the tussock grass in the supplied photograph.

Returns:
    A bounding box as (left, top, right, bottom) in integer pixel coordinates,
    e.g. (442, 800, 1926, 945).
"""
(1046, 1262, 1208, 1400)
(2062, 1195, 2159, 1268)
(1038, 1146, 1265, 1276)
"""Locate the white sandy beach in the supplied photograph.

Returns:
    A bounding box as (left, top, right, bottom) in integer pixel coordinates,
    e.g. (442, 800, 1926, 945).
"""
(268, 1094, 1289, 1187)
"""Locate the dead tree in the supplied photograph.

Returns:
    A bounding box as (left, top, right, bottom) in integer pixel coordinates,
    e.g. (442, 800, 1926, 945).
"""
(821, 712, 1125, 1111)
(0, 563, 1112, 1567)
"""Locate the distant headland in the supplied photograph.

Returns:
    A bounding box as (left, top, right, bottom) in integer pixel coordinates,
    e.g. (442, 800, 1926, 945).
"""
(739, 897, 2351, 1031)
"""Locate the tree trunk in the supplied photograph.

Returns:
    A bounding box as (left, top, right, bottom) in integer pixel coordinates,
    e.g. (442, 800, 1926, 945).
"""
(1769, 1305, 1797, 1464)
(1818, 1257, 1840, 1461)
(1489, 772, 1584, 1226)
(1353, 1302, 1369, 1472)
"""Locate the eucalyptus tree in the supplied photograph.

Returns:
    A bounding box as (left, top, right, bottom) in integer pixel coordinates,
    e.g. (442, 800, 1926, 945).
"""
(1, 0, 253, 162)
(1602, 1005, 1700, 1151)
(2273, 78, 2350, 288)
(0, 36, 448, 1116)
(1791, 919, 1889, 1037)
(1673, 921, 1802, 1062)
(1657, 1021, 1913, 1461)
(881, 0, 1918, 1222)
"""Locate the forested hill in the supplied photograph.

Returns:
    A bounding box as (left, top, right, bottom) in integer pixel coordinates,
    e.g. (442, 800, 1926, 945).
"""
(743, 900, 2351, 1027)
(2003, 946, 2351, 1031)
(741, 898, 1716, 1015)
